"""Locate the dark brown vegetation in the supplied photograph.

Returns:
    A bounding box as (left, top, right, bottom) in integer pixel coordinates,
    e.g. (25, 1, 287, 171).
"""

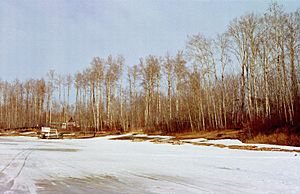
(171, 129, 300, 147)
(171, 129, 245, 141)
(110, 132, 300, 152)
(0, 3, 300, 146)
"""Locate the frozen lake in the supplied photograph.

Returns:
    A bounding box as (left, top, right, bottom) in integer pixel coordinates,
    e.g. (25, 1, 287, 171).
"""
(0, 136, 299, 194)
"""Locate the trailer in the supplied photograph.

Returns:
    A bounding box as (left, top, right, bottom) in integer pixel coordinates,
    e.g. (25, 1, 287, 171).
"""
(39, 127, 62, 139)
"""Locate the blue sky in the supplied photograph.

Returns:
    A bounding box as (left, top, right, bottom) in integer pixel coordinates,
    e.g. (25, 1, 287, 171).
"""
(0, 0, 299, 81)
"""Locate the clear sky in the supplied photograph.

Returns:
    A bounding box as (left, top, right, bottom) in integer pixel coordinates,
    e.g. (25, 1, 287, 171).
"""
(0, 0, 299, 81)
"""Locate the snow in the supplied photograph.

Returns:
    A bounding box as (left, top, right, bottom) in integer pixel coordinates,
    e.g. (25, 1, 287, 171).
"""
(134, 134, 173, 139)
(0, 136, 299, 194)
(205, 139, 244, 145)
(183, 138, 300, 151)
(182, 138, 208, 143)
(106, 133, 173, 140)
(249, 143, 300, 151)
(101, 133, 134, 139)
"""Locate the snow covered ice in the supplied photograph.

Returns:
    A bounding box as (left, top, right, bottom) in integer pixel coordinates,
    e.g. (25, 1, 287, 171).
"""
(0, 136, 299, 194)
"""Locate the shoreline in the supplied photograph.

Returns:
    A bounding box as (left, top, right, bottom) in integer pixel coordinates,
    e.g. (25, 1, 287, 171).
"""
(1, 130, 299, 153)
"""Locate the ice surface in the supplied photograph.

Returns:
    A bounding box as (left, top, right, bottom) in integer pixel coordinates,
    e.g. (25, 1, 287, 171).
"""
(0, 136, 299, 194)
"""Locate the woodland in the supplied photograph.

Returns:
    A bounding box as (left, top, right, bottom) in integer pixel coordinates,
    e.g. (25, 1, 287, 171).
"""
(0, 3, 299, 144)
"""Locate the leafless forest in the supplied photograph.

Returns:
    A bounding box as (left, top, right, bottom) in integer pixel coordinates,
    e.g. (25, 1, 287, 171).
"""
(0, 4, 299, 140)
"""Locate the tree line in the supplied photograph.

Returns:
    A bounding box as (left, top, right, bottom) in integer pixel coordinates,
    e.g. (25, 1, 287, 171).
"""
(1, 3, 299, 136)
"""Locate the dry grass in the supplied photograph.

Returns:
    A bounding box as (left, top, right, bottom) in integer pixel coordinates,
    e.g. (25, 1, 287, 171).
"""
(111, 135, 154, 141)
(245, 132, 300, 147)
(172, 129, 244, 141)
(171, 128, 300, 147)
